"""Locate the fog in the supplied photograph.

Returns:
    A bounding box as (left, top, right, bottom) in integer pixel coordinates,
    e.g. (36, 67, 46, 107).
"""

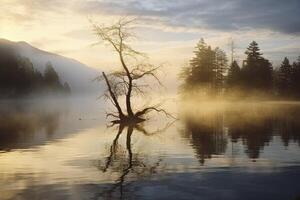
(0, 39, 102, 95)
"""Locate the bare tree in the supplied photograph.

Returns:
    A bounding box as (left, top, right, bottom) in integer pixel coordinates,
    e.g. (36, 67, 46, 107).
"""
(91, 18, 171, 124)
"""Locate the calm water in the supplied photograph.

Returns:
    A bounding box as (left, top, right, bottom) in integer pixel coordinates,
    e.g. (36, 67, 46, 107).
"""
(0, 98, 300, 200)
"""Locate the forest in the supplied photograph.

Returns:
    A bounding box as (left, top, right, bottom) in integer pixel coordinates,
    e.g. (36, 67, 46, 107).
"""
(180, 39, 300, 99)
(0, 46, 71, 97)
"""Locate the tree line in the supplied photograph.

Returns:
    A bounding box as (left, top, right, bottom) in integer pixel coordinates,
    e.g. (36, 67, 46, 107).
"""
(180, 39, 300, 99)
(0, 47, 71, 97)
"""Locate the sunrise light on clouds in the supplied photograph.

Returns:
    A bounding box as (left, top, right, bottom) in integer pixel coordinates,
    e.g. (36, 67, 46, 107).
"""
(1, 0, 299, 70)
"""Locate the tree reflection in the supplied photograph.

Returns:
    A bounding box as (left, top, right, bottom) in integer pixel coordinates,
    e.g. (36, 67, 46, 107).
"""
(183, 113, 227, 165)
(0, 109, 61, 151)
(226, 112, 274, 160)
(182, 104, 300, 164)
(94, 122, 173, 200)
(276, 108, 300, 147)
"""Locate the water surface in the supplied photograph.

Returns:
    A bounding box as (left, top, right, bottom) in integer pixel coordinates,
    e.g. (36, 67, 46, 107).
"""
(0, 99, 300, 200)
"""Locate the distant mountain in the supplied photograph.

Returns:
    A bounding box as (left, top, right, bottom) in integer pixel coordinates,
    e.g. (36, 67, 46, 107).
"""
(0, 39, 102, 94)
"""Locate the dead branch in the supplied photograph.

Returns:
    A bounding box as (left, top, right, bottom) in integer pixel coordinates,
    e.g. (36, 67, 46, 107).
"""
(102, 72, 125, 119)
(134, 120, 177, 136)
(135, 106, 177, 119)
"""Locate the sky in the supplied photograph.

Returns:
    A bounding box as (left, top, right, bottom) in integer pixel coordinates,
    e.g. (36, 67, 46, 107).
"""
(1, 0, 300, 72)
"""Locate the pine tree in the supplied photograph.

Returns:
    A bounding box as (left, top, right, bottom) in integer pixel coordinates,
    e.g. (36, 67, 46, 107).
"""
(180, 38, 228, 97)
(241, 41, 273, 92)
(227, 60, 241, 88)
(278, 57, 292, 96)
(190, 39, 215, 85)
(0, 52, 71, 97)
(184, 39, 215, 95)
(44, 62, 60, 84)
(291, 56, 300, 97)
(245, 41, 263, 61)
(44, 62, 63, 92)
(17, 57, 36, 94)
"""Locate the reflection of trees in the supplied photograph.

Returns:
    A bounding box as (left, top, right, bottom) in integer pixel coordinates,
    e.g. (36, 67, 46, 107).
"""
(276, 108, 300, 147)
(94, 123, 170, 200)
(0, 109, 60, 151)
(182, 104, 300, 163)
(227, 116, 273, 159)
(183, 113, 227, 165)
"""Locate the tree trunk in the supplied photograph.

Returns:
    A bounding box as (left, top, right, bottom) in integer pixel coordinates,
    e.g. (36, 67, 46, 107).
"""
(119, 53, 134, 117)
(102, 72, 125, 119)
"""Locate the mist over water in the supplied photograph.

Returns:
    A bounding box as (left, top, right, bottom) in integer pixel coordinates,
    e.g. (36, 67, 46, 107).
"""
(0, 97, 300, 200)
(0, 96, 104, 151)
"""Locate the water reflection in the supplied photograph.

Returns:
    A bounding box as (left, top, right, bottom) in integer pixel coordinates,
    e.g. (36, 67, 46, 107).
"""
(0, 105, 61, 151)
(183, 118, 227, 165)
(0, 101, 300, 199)
(182, 103, 300, 163)
(0, 98, 103, 152)
(93, 122, 172, 200)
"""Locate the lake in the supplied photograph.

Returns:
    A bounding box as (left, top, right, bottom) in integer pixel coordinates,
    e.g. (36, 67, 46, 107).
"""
(0, 98, 300, 200)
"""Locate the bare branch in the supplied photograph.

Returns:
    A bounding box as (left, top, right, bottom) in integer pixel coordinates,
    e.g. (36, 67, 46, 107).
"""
(135, 106, 177, 119)
(130, 64, 163, 86)
(135, 120, 176, 136)
(102, 72, 125, 118)
(106, 112, 120, 119)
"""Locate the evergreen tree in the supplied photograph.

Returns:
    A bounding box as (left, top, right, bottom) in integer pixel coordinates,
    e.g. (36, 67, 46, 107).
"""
(190, 39, 215, 85)
(180, 38, 228, 97)
(63, 82, 71, 94)
(227, 60, 241, 88)
(44, 62, 63, 92)
(33, 69, 44, 91)
(245, 41, 262, 61)
(183, 39, 214, 95)
(44, 62, 60, 85)
(17, 57, 36, 94)
(278, 57, 292, 96)
(0, 47, 19, 95)
(291, 56, 300, 97)
(241, 41, 273, 92)
(0, 52, 71, 97)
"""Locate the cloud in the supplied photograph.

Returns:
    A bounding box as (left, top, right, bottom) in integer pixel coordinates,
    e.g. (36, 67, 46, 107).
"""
(0, 0, 67, 26)
(1, 0, 299, 70)
(3, 0, 299, 34)
(79, 0, 300, 34)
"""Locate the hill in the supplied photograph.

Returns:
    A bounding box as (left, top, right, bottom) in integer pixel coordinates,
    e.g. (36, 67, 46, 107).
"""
(0, 39, 101, 94)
